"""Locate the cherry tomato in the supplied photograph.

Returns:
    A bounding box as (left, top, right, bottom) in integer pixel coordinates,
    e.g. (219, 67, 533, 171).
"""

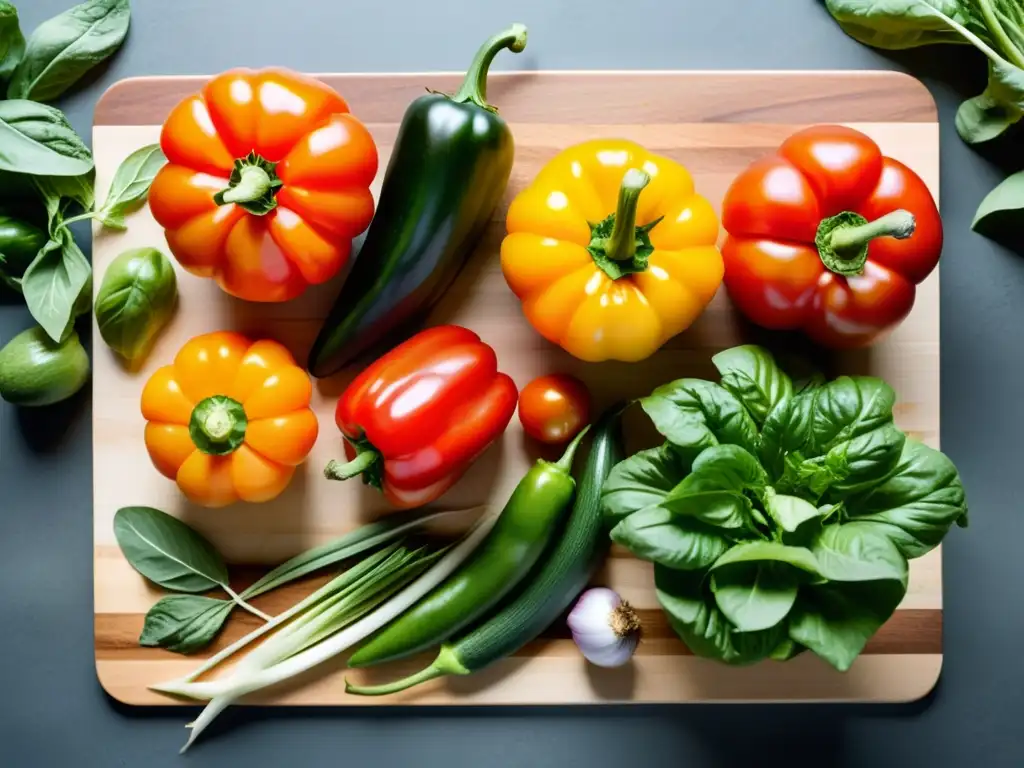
(517, 373, 591, 445)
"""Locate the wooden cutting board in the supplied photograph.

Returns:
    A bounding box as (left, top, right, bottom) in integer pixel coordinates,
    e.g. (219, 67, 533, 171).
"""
(92, 70, 943, 706)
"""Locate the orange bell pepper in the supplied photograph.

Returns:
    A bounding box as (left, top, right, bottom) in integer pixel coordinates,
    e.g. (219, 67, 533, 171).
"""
(500, 139, 723, 362)
(149, 67, 378, 303)
(141, 331, 318, 508)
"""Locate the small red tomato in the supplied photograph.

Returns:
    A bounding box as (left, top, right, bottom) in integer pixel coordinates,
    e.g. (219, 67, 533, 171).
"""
(517, 374, 591, 445)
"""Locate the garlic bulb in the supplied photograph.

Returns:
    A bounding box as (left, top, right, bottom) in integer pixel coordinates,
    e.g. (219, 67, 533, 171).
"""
(566, 587, 641, 668)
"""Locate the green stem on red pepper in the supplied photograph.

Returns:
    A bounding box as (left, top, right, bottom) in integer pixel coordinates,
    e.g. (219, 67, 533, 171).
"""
(816, 209, 916, 277)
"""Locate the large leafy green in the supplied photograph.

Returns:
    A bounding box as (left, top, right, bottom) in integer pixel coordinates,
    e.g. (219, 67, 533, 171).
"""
(0, 99, 93, 177)
(0, 2, 24, 82)
(602, 343, 969, 673)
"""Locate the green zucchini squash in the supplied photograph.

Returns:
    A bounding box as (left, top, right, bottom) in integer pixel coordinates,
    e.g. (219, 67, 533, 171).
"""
(345, 404, 625, 696)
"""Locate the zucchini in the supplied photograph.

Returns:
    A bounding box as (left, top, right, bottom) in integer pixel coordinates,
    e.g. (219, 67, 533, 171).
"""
(345, 404, 625, 696)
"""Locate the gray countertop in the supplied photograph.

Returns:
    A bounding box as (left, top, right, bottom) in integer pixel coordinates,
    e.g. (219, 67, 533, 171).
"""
(1, 1, 1021, 765)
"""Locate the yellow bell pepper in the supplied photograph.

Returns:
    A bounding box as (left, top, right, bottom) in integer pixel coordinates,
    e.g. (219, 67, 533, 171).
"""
(500, 139, 724, 362)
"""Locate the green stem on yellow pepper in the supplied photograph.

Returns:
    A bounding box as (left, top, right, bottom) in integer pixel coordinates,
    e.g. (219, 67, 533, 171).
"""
(604, 169, 650, 262)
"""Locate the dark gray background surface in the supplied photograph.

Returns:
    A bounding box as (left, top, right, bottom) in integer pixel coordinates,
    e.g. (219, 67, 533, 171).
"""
(1, 1, 1019, 765)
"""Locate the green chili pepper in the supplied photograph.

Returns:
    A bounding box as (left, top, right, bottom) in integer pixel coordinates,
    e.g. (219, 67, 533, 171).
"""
(346, 426, 589, 669)
(0, 213, 47, 292)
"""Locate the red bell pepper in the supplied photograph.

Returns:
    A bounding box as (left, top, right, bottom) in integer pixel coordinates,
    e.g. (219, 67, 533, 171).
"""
(325, 325, 518, 508)
(720, 124, 942, 349)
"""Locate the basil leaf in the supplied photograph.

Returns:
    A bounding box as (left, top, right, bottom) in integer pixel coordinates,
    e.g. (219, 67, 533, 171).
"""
(0, 100, 93, 177)
(662, 487, 751, 531)
(769, 636, 806, 661)
(94, 144, 166, 229)
(22, 226, 90, 343)
(640, 379, 758, 460)
(0, 2, 24, 82)
(810, 522, 909, 584)
(113, 506, 230, 593)
(845, 439, 969, 558)
(139, 595, 233, 654)
(8, 0, 130, 102)
(711, 344, 793, 427)
(610, 506, 729, 571)
(34, 170, 95, 213)
(710, 540, 822, 578)
(710, 562, 798, 633)
(690, 444, 767, 495)
(788, 577, 906, 672)
(602, 444, 689, 526)
(655, 565, 783, 665)
(972, 167, 1024, 236)
(763, 489, 825, 533)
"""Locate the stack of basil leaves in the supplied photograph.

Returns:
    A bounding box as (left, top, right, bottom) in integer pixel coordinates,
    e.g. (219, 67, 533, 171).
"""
(0, 0, 133, 343)
(602, 345, 968, 672)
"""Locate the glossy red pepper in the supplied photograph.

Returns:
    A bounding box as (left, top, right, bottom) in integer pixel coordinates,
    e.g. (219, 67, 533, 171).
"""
(325, 325, 518, 508)
(720, 125, 943, 349)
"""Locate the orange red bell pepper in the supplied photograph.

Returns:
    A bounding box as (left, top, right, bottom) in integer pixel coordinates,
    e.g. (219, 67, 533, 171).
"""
(720, 124, 943, 349)
(325, 325, 518, 509)
(149, 67, 378, 303)
(500, 139, 723, 362)
(141, 331, 318, 508)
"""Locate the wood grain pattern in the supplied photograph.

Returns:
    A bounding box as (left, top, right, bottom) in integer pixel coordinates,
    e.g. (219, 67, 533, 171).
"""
(92, 70, 943, 706)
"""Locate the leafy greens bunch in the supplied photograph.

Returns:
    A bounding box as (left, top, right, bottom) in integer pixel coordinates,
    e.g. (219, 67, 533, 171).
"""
(0, 1, 163, 345)
(824, 0, 1024, 233)
(602, 345, 968, 672)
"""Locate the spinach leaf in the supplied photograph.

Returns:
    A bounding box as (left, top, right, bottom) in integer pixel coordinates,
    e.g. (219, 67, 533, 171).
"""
(140, 595, 233, 654)
(655, 565, 784, 665)
(113, 506, 230, 593)
(711, 344, 793, 426)
(0, 2, 24, 82)
(810, 522, 909, 585)
(957, 60, 1024, 144)
(710, 562, 798, 633)
(788, 577, 907, 672)
(845, 438, 969, 558)
(769, 636, 806, 661)
(8, 0, 130, 102)
(0, 100, 93, 177)
(972, 167, 1024, 235)
(764, 489, 825, 533)
(640, 378, 758, 460)
(611, 506, 729, 571)
(92, 143, 166, 229)
(602, 444, 689, 526)
(824, 0, 981, 49)
(22, 225, 91, 343)
(709, 540, 822, 577)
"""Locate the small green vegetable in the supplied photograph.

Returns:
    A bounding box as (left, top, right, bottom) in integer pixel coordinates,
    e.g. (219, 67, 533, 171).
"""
(94, 246, 177, 363)
(0, 99, 93, 177)
(345, 405, 626, 697)
(8, 0, 131, 102)
(603, 344, 969, 671)
(0, 212, 47, 291)
(0, 324, 89, 406)
(0, 2, 25, 83)
(346, 427, 589, 669)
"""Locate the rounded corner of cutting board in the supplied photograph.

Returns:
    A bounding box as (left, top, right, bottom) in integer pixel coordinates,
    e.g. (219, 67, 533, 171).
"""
(91, 69, 944, 707)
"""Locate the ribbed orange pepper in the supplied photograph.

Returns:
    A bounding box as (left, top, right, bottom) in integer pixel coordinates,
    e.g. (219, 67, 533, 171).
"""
(140, 331, 318, 508)
(149, 67, 378, 303)
(500, 139, 724, 362)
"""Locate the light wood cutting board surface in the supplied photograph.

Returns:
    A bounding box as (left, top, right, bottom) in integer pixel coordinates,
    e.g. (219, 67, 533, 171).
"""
(92, 70, 943, 706)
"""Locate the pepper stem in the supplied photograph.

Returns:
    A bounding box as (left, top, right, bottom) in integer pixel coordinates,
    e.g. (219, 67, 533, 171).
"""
(219, 166, 274, 205)
(553, 424, 591, 473)
(450, 23, 528, 110)
(324, 451, 379, 481)
(189, 396, 248, 456)
(814, 209, 917, 277)
(605, 169, 651, 262)
(344, 645, 469, 697)
(831, 210, 916, 258)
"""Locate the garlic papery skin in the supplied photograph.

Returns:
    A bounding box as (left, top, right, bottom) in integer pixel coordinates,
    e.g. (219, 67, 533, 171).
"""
(566, 587, 641, 668)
